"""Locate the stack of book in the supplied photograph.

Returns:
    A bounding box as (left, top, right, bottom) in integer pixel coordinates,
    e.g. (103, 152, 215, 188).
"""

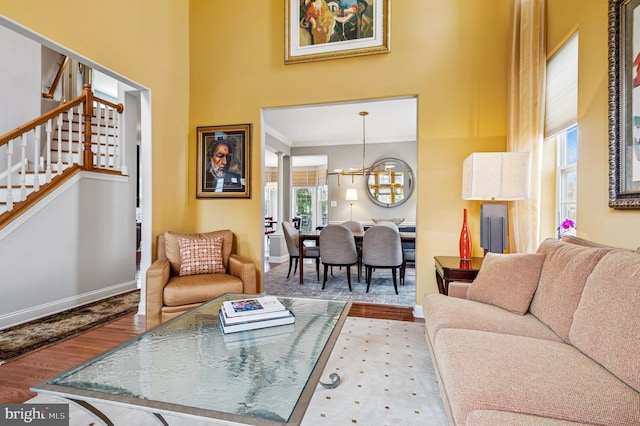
(218, 296, 295, 334)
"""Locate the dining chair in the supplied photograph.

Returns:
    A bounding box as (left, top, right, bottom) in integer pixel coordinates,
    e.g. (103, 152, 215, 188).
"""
(362, 224, 403, 294)
(319, 224, 359, 291)
(400, 248, 415, 285)
(282, 221, 320, 281)
(341, 221, 364, 273)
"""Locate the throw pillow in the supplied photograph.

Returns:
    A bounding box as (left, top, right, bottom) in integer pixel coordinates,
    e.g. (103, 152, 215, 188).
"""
(467, 252, 546, 315)
(178, 237, 226, 276)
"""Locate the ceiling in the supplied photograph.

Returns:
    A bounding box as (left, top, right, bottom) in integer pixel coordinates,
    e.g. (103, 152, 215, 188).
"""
(263, 97, 417, 167)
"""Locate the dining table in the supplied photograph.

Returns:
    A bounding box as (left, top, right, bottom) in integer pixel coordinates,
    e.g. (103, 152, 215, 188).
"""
(297, 230, 416, 284)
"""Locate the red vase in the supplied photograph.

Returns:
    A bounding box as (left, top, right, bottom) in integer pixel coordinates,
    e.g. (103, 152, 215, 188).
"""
(459, 208, 472, 260)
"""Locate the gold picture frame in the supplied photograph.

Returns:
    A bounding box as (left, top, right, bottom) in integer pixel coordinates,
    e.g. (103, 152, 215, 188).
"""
(196, 124, 251, 199)
(285, 0, 390, 64)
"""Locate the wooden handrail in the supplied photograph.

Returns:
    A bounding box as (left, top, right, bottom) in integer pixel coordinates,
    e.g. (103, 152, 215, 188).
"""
(0, 94, 85, 148)
(94, 95, 124, 113)
(42, 55, 69, 99)
(0, 85, 125, 150)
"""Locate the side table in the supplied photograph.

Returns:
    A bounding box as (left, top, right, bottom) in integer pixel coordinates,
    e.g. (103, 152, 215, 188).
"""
(434, 256, 484, 295)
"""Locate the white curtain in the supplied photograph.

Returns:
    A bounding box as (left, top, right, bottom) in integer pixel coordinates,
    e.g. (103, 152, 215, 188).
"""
(507, 0, 546, 253)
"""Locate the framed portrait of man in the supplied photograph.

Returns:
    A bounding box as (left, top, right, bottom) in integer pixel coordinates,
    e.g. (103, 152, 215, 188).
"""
(196, 123, 251, 199)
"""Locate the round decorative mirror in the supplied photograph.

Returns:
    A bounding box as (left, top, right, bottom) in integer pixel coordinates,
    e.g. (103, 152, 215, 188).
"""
(364, 158, 415, 207)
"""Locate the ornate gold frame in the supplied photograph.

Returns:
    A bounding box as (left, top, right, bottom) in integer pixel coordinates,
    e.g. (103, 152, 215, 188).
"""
(285, 0, 390, 64)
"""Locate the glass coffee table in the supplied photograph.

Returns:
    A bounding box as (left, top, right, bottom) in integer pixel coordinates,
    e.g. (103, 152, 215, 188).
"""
(32, 294, 351, 425)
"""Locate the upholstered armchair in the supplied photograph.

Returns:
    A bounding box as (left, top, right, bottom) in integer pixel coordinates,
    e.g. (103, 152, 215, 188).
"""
(145, 230, 256, 328)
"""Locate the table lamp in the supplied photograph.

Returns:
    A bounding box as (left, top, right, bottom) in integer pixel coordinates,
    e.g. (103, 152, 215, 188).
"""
(462, 152, 530, 254)
(346, 189, 358, 221)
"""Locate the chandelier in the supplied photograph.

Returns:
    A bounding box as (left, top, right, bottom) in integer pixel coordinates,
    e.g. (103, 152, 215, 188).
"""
(327, 111, 392, 186)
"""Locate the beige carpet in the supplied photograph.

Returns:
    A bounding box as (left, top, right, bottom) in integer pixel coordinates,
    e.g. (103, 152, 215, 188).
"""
(27, 318, 447, 425)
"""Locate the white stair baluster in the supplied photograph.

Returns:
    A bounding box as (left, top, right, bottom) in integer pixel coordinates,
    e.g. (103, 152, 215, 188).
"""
(76, 105, 82, 166)
(20, 133, 27, 200)
(34, 126, 40, 191)
(45, 119, 52, 182)
(56, 114, 63, 174)
(66, 109, 73, 167)
(96, 104, 102, 168)
(110, 108, 116, 170)
(6, 139, 13, 210)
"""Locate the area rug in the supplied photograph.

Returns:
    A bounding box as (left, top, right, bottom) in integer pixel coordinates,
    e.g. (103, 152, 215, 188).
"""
(263, 262, 416, 307)
(0, 290, 140, 364)
(26, 317, 447, 425)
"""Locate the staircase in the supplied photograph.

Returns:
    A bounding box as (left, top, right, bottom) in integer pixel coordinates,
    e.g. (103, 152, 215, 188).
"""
(0, 84, 125, 224)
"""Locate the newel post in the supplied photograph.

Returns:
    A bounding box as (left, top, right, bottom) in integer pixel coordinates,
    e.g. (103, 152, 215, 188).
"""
(82, 84, 94, 170)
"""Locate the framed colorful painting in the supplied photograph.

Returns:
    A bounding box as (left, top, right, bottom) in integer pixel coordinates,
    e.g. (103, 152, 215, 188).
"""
(609, 0, 640, 208)
(285, 0, 390, 64)
(196, 124, 251, 199)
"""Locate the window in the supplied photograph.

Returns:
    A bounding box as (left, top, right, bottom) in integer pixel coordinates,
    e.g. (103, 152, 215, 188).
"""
(556, 125, 577, 233)
(545, 33, 578, 234)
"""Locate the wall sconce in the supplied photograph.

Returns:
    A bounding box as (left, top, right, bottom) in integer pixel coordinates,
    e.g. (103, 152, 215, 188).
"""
(462, 152, 531, 254)
(346, 188, 358, 221)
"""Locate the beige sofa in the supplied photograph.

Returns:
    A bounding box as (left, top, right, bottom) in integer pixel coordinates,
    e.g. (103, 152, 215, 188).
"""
(146, 230, 257, 328)
(422, 236, 640, 425)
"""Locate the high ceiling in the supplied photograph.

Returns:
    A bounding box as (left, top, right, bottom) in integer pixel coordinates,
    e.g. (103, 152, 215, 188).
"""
(263, 97, 417, 167)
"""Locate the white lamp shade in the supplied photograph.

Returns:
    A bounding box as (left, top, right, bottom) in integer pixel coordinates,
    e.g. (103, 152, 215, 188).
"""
(346, 188, 358, 201)
(462, 152, 531, 200)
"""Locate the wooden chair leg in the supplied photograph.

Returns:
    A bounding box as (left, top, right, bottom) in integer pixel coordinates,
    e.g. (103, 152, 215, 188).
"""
(346, 266, 352, 291)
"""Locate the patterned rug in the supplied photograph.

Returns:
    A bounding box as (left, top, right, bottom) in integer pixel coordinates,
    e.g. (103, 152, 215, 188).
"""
(26, 317, 448, 425)
(0, 290, 140, 364)
(263, 262, 417, 307)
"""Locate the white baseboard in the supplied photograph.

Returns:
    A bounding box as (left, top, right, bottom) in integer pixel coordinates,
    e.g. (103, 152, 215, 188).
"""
(0, 281, 138, 330)
(267, 254, 289, 264)
(413, 304, 424, 319)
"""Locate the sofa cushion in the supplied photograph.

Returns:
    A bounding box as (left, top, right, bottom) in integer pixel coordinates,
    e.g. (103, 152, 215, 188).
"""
(529, 238, 611, 342)
(433, 328, 640, 426)
(163, 273, 243, 306)
(467, 252, 546, 314)
(569, 250, 640, 393)
(423, 293, 562, 347)
(164, 230, 233, 276)
(178, 237, 225, 276)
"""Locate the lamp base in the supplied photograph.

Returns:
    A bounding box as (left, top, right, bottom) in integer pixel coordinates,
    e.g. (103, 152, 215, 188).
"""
(480, 202, 508, 254)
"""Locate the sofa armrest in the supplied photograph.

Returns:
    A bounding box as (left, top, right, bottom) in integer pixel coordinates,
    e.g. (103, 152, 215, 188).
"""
(145, 258, 171, 327)
(448, 281, 471, 299)
(228, 254, 257, 294)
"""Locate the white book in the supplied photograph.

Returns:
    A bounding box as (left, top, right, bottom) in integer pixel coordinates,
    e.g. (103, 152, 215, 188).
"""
(220, 307, 292, 325)
(222, 296, 287, 318)
(218, 309, 295, 334)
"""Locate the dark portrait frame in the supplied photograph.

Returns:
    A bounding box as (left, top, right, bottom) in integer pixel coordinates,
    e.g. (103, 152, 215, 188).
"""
(285, 0, 390, 64)
(608, 0, 640, 208)
(196, 123, 251, 199)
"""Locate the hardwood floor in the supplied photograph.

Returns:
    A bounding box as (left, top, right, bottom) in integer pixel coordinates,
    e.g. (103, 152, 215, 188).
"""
(0, 264, 421, 404)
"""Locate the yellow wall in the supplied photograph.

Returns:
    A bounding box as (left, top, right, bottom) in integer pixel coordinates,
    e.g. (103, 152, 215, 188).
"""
(189, 0, 511, 299)
(547, 0, 639, 249)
